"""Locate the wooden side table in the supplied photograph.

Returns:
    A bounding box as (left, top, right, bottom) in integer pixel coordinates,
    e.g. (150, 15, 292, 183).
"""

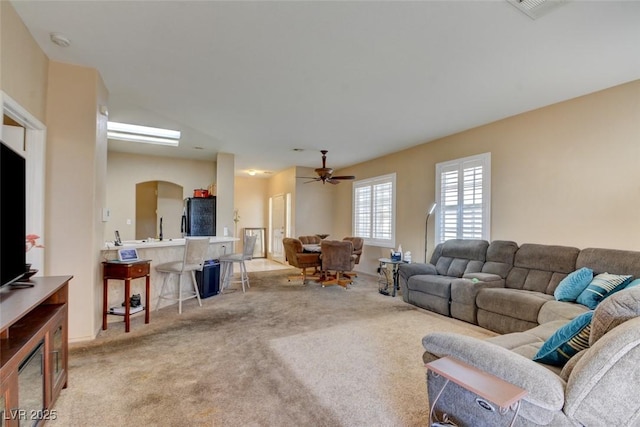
(425, 356, 527, 427)
(102, 260, 151, 332)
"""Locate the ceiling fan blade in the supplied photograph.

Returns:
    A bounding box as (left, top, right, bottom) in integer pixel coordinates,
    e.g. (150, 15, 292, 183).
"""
(305, 150, 355, 184)
(296, 176, 319, 179)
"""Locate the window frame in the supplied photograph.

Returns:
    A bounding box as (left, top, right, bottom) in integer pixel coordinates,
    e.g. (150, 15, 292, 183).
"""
(352, 173, 396, 248)
(435, 152, 491, 244)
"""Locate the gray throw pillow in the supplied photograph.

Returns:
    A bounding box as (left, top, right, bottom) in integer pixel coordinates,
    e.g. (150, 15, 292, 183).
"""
(590, 286, 640, 346)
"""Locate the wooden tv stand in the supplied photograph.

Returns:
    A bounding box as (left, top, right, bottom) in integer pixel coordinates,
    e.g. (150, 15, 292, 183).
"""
(0, 275, 72, 426)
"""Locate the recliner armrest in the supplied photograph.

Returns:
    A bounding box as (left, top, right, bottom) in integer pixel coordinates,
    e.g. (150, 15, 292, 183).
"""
(423, 332, 566, 411)
(450, 277, 505, 308)
(398, 263, 437, 282)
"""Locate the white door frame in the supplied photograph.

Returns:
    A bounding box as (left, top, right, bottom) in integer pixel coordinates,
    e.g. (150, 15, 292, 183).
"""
(269, 193, 291, 264)
(0, 91, 47, 274)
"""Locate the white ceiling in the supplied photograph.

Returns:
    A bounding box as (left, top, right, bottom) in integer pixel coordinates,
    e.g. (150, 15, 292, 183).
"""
(10, 1, 640, 176)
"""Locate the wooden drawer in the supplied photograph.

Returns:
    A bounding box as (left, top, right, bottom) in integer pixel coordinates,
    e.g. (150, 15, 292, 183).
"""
(103, 261, 150, 280)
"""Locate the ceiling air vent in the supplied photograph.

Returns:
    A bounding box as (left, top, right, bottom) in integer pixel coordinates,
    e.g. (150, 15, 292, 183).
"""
(507, 0, 570, 19)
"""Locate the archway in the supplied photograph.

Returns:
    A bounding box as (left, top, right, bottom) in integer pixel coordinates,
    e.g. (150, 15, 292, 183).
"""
(135, 181, 183, 240)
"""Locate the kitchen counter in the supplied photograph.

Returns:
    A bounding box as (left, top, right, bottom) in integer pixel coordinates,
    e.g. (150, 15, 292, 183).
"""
(102, 236, 237, 251)
(101, 236, 239, 313)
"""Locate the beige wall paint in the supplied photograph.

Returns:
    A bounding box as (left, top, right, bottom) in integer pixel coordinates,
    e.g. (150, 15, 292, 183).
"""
(0, 1, 48, 122)
(106, 151, 216, 242)
(268, 167, 296, 231)
(295, 166, 335, 239)
(234, 176, 268, 253)
(263, 166, 337, 262)
(93, 70, 109, 341)
(136, 181, 158, 239)
(157, 181, 184, 240)
(333, 80, 640, 274)
(46, 61, 107, 341)
(216, 152, 235, 241)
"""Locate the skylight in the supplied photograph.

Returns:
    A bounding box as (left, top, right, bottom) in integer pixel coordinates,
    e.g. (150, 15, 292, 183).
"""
(107, 121, 181, 146)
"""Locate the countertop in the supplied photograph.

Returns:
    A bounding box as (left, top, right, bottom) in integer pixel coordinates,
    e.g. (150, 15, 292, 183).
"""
(102, 236, 239, 251)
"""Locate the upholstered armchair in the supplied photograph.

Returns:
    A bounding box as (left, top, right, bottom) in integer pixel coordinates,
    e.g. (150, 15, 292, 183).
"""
(282, 238, 321, 284)
(320, 240, 357, 289)
(342, 236, 364, 278)
(298, 235, 322, 245)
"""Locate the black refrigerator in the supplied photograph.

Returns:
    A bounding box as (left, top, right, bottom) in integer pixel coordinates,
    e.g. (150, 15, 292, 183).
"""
(182, 197, 216, 236)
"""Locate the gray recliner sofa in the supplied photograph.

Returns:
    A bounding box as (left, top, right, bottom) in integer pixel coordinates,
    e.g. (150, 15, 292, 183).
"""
(398, 239, 488, 316)
(422, 286, 640, 426)
(409, 241, 640, 425)
(476, 243, 582, 334)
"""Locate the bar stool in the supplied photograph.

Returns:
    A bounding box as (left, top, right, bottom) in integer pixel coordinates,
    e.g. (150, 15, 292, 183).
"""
(219, 234, 257, 293)
(155, 237, 210, 313)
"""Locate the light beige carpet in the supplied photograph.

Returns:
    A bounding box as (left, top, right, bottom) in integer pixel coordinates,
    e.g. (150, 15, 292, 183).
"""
(53, 269, 495, 426)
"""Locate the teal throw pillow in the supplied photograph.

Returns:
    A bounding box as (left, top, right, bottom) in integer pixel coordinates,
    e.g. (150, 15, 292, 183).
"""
(625, 278, 640, 289)
(554, 267, 593, 302)
(576, 273, 633, 309)
(533, 311, 593, 366)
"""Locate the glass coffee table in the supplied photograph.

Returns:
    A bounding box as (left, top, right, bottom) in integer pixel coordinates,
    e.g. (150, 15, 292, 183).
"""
(377, 258, 405, 297)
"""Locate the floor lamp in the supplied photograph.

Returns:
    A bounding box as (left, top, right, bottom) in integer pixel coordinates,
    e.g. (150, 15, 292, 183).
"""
(425, 203, 437, 263)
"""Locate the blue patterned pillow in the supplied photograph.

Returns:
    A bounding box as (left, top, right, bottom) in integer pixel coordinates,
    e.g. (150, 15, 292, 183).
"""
(533, 311, 593, 366)
(576, 273, 633, 309)
(554, 267, 593, 302)
(625, 278, 640, 289)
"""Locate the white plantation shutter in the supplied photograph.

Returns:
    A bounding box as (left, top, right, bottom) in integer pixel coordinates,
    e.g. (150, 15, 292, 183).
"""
(435, 153, 490, 243)
(353, 173, 396, 247)
(354, 186, 371, 237)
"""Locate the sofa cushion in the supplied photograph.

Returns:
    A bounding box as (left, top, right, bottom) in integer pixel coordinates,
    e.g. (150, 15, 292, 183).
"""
(576, 247, 640, 279)
(554, 267, 593, 302)
(505, 244, 579, 294)
(431, 239, 488, 277)
(533, 311, 593, 367)
(590, 286, 640, 345)
(487, 320, 567, 371)
(481, 240, 518, 278)
(477, 288, 553, 323)
(576, 272, 632, 309)
(626, 278, 640, 289)
(538, 300, 590, 325)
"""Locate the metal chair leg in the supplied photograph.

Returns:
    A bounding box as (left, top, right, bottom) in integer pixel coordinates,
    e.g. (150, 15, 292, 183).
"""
(190, 271, 202, 307)
(178, 274, 183, 314)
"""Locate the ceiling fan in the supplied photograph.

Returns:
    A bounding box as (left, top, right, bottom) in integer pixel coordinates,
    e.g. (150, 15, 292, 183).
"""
(298, 150, 356, 185)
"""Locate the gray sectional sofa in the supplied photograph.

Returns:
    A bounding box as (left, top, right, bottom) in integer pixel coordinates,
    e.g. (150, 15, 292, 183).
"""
(399, 239, 640, 426)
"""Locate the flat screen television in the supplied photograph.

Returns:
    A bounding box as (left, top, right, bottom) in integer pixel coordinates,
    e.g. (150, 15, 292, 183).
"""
(1, 139, 27, 288)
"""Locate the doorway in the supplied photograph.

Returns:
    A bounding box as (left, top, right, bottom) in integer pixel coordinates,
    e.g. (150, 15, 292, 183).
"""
(135, 181, 183, 240)
(269, 193, 290, 264)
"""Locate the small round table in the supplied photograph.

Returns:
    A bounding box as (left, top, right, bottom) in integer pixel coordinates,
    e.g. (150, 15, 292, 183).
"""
(378, 258, 405, 297)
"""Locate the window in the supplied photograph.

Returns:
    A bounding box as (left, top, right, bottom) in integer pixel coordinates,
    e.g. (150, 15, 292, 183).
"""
(435, 153, 491, 243)
(353, 173, 396, 247)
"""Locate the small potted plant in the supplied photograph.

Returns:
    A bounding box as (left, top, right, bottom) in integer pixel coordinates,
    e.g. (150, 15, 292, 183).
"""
(25, 234, 44, 274)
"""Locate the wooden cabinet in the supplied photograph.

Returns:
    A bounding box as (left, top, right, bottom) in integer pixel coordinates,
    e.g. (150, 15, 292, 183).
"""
(0, 276, 72, 426)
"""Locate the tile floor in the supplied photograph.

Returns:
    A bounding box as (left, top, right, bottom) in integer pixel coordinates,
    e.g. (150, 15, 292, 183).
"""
(244, 257, 291, 273)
